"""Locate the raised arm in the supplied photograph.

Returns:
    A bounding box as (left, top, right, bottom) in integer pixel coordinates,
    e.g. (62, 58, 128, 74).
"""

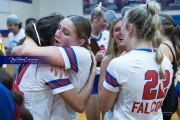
(12, 37, 65, 66)
(59, 51, 96, 112)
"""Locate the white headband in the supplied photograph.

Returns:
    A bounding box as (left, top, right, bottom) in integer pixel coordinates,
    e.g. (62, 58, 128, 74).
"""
(32, 23, 41, 46)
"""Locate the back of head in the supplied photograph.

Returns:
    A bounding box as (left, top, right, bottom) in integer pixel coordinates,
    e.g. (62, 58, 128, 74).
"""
(127, 1, 160, 43)
(90, 3, 107, 22)
(67, 15, 92, 49)
(26, 18, 36, 26)
(159, 14, 175, 39)
(126, 1, 165, 78)
(159, 13, 180, 65)
(25, 14, 64, 46)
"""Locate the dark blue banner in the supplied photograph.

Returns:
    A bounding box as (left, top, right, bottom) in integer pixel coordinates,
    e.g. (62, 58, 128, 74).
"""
(11, 0, 32, 4)
(0, 56, 46, 64)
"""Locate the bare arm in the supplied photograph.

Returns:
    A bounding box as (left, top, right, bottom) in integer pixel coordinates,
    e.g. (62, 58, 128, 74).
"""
(59, 51, 96, 112)
(12, 37, 65, 66)
(12, 45, 23, 56)
(99, 87, 118, 112)
(98, 55, 110, 94)
(160, 44, 173, 62)
(98, 56, 119, 112)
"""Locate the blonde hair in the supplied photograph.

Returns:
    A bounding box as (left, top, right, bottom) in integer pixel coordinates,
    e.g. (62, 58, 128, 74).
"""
(127, 1, 165, 78)
(90, 3, 107, 22)
(106, 18, 122, 61)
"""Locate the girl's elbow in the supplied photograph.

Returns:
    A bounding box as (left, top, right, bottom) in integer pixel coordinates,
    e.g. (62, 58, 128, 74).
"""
(11, 48, 17, 55)
(74, 105, 85, 113)
(21, 48, 32, 56)
(100, 104, 110, 112)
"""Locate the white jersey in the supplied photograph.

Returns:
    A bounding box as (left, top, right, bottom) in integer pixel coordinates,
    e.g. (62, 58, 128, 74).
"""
(90, 30, 109, 74)
(8, 28, 25, 51)
(103, 49, 173, 120)
(178, 67, 180, 82)
(18, 46, 91, 120)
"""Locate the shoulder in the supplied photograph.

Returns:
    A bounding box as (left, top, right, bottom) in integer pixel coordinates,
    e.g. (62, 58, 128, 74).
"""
(59, 46, 90, 57)
(58, 46, 91, 65)
(102, 30, 109, 35)
(101, 55, 110, 65)
(8, 32, 13, 37)
(101, 55, 110, 70)
(160, 43, 174, 62)
(17, 29, 25, 38)
(101, 30, 109, 37)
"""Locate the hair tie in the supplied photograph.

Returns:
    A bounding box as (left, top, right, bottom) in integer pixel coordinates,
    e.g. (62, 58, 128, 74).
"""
(32, 23, 41, 46)
(98, 2, 102, 8)
(96, 2, 102, 11)
(146, 0, 150, 8)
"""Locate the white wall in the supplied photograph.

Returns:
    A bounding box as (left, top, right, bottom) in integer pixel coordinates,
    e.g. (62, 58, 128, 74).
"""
(39, 0, 82, 16)
(0, 0, 39, 46)
(39, 0, 91, 18)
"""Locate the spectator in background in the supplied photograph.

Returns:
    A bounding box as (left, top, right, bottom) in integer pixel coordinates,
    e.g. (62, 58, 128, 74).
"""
(6, 14, 25, 79)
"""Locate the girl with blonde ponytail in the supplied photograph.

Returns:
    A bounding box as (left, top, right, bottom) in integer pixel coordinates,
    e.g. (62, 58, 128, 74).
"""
(99, 1, 173, 120)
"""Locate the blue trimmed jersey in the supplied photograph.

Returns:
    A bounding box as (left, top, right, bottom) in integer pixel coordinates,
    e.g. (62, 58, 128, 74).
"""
(103, 49, 173, 120)
(90, 30, 109, 75)
(18, 46, 91, 120)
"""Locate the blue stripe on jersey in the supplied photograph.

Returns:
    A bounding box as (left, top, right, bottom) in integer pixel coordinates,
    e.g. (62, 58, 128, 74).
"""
(45, 78, 72, 90)
(63, 47, 78, 73)
(105, 71, 119, 87)
(90, 32, 102, 41)
(134, 48, 156, 52)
